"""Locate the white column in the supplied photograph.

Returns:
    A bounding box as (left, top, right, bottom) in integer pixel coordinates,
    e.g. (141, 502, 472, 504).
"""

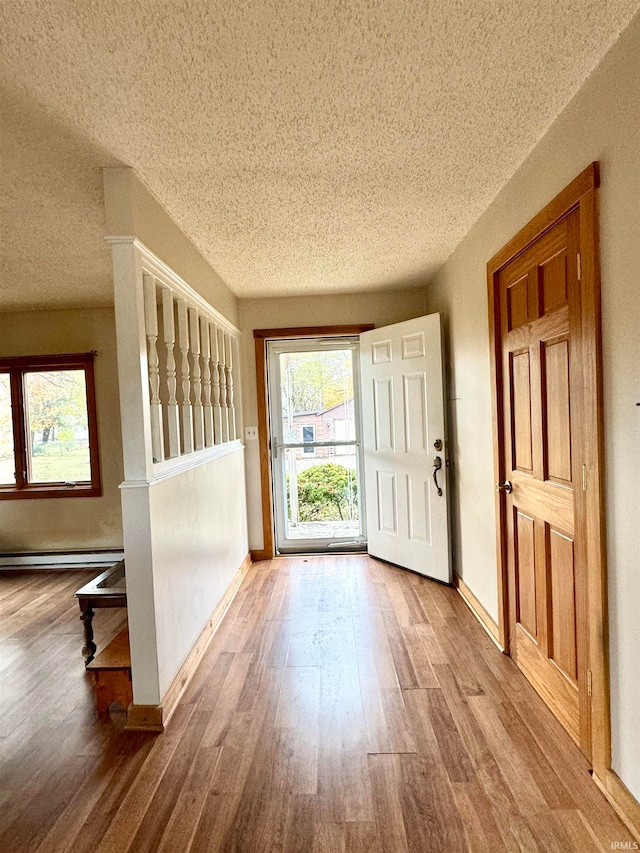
(161, 287, 180, 459)
(143, 274, 164, 463)
(189, 307, 204, 451)
(210, 323, 223, 444)
(200, 315, 214, 448)
(107, 237, 161, 707)
(109, 240, 154, 482)
(224, 332, 236, 441)
(176, 298, 193, 454)
(218, 326, 229, 442)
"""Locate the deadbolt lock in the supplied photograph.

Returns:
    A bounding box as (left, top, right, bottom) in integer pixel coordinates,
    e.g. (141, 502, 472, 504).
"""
(433, 439, 443, 451)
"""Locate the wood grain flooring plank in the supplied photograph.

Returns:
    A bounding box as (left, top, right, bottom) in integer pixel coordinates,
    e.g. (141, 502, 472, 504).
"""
(93, 704, 195, 853)
(367, 754, 410, 853)
(468, 695, 548, 814)
(313, 821, 346, 853)
(344, 822, 383, 853)
(380, 610, 419, 690)
(399, 753, 468, 853)
(452, 782, 509, 853)
(156, 745, 222, 853)
(422, 688, 476, 783)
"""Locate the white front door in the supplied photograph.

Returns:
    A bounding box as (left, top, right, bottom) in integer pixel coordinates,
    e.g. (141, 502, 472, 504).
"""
(360, 315, 450, 582)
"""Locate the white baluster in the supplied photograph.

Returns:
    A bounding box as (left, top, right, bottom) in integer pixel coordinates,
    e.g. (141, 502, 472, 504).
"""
(143, 274, 164, 463)
(200, 315, 214, 448)
(210, 323, 223, 444)
(224, 333, 236, 441)
(232, 335, 242, 440)
(189, 307, 204, 451)
(161, 287, 180, 459)
(217, 326, 229, 443)
(176, 298, 193, 454)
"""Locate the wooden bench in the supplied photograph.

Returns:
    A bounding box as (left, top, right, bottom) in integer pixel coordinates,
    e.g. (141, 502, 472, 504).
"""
(87, 627, 132, 716)
(75, 561, 127, 665)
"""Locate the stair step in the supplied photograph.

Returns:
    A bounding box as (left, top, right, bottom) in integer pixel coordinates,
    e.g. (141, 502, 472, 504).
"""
(87, 627, 132, 715)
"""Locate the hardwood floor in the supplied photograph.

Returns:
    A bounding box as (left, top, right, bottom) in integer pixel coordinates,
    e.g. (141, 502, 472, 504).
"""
(0, 557, 635, 852)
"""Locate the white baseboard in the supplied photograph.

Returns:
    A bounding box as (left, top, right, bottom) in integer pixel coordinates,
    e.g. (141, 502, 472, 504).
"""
(0, 550, 124, 570)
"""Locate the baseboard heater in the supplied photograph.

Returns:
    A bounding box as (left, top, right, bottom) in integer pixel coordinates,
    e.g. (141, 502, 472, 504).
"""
(0, 550, 124, 570)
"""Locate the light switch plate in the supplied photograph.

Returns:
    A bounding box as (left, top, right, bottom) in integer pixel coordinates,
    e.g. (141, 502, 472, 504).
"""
(245, 426, 258, 440)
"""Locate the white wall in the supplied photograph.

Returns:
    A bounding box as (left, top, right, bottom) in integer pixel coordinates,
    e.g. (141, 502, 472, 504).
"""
(238, 290, 426, 550)
(103, 167, 239, 328)
(0, 307, 123, 552)
(120, 450, 250, 706)
(423, 13, 640, 799)
(149, 449, 248, 697)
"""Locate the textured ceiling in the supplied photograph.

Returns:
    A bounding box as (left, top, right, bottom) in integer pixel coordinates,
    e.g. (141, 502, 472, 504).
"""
(1, 1, 640, 308)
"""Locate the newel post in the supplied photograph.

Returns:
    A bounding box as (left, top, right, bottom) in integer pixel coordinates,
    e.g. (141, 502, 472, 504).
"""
(107, 238, 155, 482)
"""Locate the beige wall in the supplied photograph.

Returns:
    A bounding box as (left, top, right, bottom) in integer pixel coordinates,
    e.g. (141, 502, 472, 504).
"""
(423, 14, 640, 799)
(103, 167, 239, 327)
(238, 289, 426, 549)
(0, 307, 124, 552)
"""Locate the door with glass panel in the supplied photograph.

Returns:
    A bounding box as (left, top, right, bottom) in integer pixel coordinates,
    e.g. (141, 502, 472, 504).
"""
(267, 337, 366, 553)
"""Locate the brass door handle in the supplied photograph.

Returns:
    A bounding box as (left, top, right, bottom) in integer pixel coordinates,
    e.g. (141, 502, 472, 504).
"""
(432, 456, 443, 497)
(495, 480, 513, 493)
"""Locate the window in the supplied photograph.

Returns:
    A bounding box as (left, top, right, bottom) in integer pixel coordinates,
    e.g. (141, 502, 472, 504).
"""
(301, 424, 316, 454)
(0, 353, 101, 499)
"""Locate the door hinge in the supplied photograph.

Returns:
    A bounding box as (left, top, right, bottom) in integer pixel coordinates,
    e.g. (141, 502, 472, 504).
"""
(582, 464, 587, 491)
(587, 670, 592, 697)
(577, 252, 582, 281)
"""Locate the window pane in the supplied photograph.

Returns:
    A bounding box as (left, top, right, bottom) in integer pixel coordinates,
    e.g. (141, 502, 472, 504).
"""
(279, 349, 354, 423)
(24, 370, 91, 484)
(0, 374, 16, 485)
(302, 425, 315, 454)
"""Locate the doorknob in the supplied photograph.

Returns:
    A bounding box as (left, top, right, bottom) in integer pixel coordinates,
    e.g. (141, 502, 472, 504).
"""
(432, 456, 443, 497)
(495, 480, 513, 493)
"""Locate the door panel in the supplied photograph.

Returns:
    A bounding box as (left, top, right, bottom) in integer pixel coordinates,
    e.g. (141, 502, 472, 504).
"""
(407, 474, 431, 544)
(499, 209, 588, 754)
(403, 373, 427, 453)
(548, 527, 577, 682)
(543, 336, 572, 483)
(373, 378, 394, 451)
(361, 314, 450, 582)
(515, 511, 537, 639)
(376, 471, 398, 535)
(510, 350, 533, 472)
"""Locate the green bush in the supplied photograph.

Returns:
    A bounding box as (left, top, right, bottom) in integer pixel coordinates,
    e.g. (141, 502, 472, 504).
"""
(294, 463, 358, 522)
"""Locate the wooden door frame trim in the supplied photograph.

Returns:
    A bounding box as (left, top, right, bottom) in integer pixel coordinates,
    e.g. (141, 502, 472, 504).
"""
(487, 162, 612, 772)
(252, 324, 374, 561)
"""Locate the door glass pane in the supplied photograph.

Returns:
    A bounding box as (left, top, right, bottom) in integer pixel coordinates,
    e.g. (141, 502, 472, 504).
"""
(285, 447, 360, 540)
(272, 341, 364, 551)
(0, 374, 15, 485)
(24, 370, 91, 483)
(279, 348, 354, 434)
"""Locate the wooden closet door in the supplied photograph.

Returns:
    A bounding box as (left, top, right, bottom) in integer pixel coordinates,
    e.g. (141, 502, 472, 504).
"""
(499, 208, 590, 756)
